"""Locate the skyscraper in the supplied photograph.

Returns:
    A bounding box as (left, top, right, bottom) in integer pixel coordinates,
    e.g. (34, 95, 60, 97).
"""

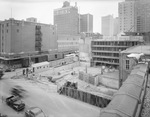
(80, 14, 93, 33)
(136, 0, 150, 32)
(113, 17, 119, 36)
(118, 0, 137, 33)
(101, 15, 114, 36)
(119, 0, 150, 33)
(54, 1, 79, 35)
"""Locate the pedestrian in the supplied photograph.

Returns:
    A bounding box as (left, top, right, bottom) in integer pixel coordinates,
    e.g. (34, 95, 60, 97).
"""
(23, 69, 25, 75)
(26, 68, 29, 77)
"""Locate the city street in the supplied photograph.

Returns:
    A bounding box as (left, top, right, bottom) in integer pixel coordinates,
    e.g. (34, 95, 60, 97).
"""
(0, 72, 100, 117)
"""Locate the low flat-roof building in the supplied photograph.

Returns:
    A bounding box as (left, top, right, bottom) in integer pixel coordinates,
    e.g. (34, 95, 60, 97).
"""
(119, 44, 150, 87)
(91, 36, 144, 68)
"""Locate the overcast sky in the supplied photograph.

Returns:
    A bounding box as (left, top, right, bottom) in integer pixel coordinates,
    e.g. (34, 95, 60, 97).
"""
(0, 0, 124, 33)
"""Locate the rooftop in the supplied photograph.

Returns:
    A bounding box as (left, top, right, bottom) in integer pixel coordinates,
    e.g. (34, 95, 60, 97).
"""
(121, 45, 150, 55)
(0, 18, 53, 27)
(92, 36, 143, 42)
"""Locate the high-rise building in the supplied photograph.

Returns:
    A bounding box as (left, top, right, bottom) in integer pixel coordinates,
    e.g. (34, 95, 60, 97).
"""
(80, 14, 93, 33)
(101, 15, 114, 36)
(0, 18, 57, 54)
(119, 0, 150, 33)
(136, 0, 150, 32)
(101, 15, 119, 36)
(118, 1, 137, 33)
(54, 1, 79, 35)
(113, 17, 119, 36)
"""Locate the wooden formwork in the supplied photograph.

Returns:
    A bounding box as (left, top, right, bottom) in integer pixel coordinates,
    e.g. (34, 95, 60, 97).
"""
(57, 86, 110, 108)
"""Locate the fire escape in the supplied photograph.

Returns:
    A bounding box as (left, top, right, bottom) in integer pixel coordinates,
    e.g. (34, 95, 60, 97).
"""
(35, 25, 42, 52)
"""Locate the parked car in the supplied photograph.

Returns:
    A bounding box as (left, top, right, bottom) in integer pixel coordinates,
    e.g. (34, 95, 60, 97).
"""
(25, 107, 47, 117)
(6, 95, 25, 111)
(6, 95, 20, 105)
(5, 68, 15, 72)
(11, 100, 25, 111)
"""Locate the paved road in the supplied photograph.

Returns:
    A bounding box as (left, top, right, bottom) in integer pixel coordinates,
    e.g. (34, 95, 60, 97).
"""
(0, 75, 100, 117)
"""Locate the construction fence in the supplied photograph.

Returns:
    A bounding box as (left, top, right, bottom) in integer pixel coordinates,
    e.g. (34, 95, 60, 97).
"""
(57, 86, 110, 108)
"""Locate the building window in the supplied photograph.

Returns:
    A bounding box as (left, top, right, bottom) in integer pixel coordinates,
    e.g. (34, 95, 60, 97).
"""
(7, 29, 8, 33)
(55, 54, 57, 58)
(6, 23, 9, 27)
(17, 29, 19, 33)
(126, 60, 130, 70)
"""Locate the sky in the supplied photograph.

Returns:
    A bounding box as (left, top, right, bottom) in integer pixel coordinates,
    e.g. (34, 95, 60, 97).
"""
(0, 0, 124, 33)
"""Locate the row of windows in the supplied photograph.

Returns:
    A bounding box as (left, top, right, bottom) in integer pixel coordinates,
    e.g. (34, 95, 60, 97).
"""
(58, 42, 78, 45)
(1, 29, 19, 33)
(92, 52, 119, 57)
(92, 41, 138, 46)
(126, 59, 130, 70)
(93, 57, 119, 63)
(54, 9, 71, 15)
(92, 47, 125, 51)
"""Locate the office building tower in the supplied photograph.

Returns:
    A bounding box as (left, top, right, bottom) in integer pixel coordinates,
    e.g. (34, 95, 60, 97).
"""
(80, 14, 93, 33)
(54, 1, 79, 35)
(113, 17, 119, 36)
(118, 1, 137, 33)
(101, 15, 114, 36)
(136, 0, 150, 32)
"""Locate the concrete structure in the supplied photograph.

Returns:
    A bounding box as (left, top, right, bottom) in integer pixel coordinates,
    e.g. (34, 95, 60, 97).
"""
(54, 1, 79, 35)
(80, 14, 93, 33)
(79, 32, 103, 62)
(0, 18, 57, 54)
(91, 36, 143, 68)
(79, 37, 92, 62)
(119, 44, 150, 85)
(119, 0, 137, 33)
(26, 17, 37, 23)
(101, 15, 114, 36)
(57, 34, 79, 53)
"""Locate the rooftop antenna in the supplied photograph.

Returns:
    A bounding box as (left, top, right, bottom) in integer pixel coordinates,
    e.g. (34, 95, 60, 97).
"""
(11, 7, 12, 18)
(75, 2, 77, 7)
